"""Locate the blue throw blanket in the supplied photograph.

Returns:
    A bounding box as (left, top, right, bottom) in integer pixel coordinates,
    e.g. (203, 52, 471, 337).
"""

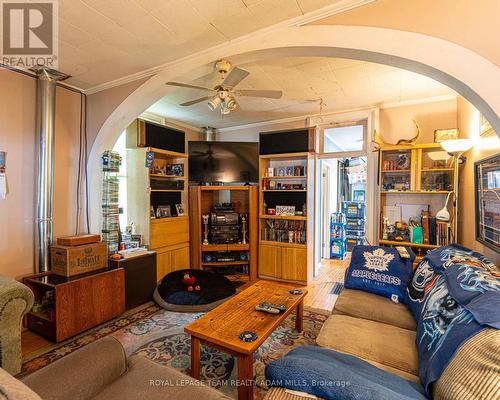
(406, 244, 499, 393)
(265, 346, 427, 400)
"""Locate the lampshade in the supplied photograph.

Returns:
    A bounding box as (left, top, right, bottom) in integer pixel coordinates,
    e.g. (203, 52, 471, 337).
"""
(440, 138, 473, 154)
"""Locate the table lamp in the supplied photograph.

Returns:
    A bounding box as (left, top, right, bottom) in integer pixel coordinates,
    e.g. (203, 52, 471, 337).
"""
(439, 138, 474, 241)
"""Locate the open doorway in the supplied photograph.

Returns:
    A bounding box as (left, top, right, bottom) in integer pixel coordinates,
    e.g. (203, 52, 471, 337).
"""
(320, 156, 367, 262)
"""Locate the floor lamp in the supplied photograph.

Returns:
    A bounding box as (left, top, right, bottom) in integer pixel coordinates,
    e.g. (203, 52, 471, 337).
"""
(439, 139, 474, 242)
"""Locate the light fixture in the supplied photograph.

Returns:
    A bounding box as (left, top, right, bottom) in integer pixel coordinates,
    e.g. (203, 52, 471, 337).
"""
(436, 191, 455, 222)
(440, 138, 473, 154)
(427, 151, 452, 162)
(438, 138, 473, 242)
(207, 95, 222, 111)
(224, 97, 237, 111)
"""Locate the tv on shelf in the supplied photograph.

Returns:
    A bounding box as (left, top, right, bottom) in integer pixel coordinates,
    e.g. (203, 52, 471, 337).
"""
(188, 141, 258, 184)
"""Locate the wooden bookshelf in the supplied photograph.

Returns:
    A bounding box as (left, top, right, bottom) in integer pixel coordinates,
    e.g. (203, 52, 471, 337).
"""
(189, 186, 258, 284)
(377, 143, 457, 258)
(258, 153, 314, 284)
(126, 120, 190, 282)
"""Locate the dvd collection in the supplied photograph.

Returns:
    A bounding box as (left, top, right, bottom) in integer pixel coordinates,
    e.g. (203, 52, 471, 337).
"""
(261, 219, 306, 244)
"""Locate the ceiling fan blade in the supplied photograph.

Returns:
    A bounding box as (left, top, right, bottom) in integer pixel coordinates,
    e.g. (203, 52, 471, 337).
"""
(180, 96, 212, 106)
(235, 89, 283, 99)
(166, 82, 214, 92)
(222, 67, 249, 88)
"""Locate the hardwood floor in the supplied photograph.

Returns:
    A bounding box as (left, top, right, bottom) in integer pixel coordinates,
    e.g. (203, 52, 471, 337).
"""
(22, 257, 348, 358)
(304, 257, 348, 311)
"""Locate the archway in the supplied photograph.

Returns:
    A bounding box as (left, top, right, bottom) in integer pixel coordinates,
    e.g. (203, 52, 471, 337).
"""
(88, 24, 500, 231)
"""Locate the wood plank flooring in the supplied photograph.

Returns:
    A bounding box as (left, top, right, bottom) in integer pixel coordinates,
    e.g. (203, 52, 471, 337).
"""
(22, 258, 348, 358)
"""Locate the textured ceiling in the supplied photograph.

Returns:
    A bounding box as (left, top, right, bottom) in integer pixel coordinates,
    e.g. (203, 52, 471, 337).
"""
(147, 56, 456, 128)
(55, 0, 336, 88)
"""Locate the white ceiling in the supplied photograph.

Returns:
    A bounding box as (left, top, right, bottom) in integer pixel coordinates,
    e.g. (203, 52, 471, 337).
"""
(147, 56, 456, 128)
(53, 0, 337, 89)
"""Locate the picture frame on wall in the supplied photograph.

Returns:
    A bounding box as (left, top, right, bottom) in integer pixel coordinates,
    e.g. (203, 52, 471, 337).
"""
(434, 128, 458, 143)
(474, 153, 500, 254)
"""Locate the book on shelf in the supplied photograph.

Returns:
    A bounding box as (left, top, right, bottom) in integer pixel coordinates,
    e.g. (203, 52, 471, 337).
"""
(436, 222, 450, 246)
(421, 210, 430, 244)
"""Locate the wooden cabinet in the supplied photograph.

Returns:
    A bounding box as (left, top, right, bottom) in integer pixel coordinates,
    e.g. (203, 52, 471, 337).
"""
(281, 246, 307, 282)
(259, 243, 282, 278)
(258, 150, 315, 284)
(259, 243, 307, 283)
(23, 269, 125, 342)
(156, 243, 190, 281)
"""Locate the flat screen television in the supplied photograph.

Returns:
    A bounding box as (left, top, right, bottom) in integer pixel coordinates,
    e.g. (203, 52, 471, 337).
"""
(188, 141, 259, 184)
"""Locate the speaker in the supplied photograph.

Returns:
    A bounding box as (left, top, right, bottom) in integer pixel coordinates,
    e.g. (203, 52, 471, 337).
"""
(138, 120, 185, 153)
(259, 128, 316, 155)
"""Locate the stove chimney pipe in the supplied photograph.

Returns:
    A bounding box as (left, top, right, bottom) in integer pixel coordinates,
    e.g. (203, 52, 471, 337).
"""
(33, 67, 69, 273)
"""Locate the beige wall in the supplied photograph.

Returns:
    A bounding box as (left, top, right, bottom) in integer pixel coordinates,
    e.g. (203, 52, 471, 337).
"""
(379, 99, 458, 144)
(457, 97, 500, 264)
(314, 0, 500, 67)
(0, 69, 82, 279)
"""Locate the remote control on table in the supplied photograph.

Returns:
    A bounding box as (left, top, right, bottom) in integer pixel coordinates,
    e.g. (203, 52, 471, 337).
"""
(261, 302, 286, 312)
(255, 303, 281, 314)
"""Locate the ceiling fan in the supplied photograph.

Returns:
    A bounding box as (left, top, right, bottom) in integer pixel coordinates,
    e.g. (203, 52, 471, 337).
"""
(165, 60, 283, 115)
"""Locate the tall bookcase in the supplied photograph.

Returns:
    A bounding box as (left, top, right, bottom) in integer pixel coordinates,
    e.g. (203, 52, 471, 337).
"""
(126, 120, 190, 282)
(189, 186, 258, 287)
(378, 143, 457, 262)
(258, 153, 315, 284)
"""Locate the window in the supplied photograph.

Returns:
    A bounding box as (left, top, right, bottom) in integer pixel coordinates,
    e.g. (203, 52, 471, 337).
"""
(321, 120, 367, 155)
(112, 131, 127, 230)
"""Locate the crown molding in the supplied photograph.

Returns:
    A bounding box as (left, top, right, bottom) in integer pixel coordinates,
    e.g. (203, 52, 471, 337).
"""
(139, 111, 202, 133)
(83, 0, 375, 95)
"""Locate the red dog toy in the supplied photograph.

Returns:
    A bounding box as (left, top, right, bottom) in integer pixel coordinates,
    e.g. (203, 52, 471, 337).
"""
(182, 273, 201, 292)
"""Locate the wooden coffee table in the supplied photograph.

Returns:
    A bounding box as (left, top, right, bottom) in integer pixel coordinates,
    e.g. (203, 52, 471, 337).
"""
(184, 280, 307, 400)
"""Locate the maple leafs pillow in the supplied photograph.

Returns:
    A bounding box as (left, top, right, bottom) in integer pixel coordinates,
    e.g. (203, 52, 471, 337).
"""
(344, 245, 415, 303)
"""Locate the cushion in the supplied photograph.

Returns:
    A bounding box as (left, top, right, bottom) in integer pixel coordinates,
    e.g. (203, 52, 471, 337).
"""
(316, 314, 419, 377)
(154, 269, 235, 312)
(265, 345, 427, 400)
(432, 328, 500, 400)
(93, 355, 230, 400)
(334, 288, 416, 331)
(23, 337, 127, 400)
(344, 246, 415, 303)
(0, 368, 42, 400)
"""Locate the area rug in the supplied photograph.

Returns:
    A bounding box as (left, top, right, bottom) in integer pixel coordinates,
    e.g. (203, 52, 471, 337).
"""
(21, 304, 330, 399)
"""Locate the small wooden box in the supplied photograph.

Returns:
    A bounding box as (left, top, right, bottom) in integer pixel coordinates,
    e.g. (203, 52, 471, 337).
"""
(51, 242, 108, 277)
(57, 234, 101, 247)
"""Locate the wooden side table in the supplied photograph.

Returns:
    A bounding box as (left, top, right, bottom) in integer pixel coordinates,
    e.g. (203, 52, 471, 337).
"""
(23, 268, 125, 342)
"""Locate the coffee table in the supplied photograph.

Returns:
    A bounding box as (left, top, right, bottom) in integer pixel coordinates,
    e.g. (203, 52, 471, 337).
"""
(184, 280, 307, 400)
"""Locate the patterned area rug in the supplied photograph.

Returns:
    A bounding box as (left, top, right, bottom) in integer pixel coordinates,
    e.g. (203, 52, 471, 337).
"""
(22, 304, 330, 399)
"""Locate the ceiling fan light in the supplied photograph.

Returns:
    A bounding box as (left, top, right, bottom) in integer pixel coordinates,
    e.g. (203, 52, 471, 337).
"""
(207, 96, 222, 111)
(224, 97, 237, 111)
(220, 105, 231, 115)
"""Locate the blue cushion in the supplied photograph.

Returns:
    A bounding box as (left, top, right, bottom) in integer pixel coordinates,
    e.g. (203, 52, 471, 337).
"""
(265, 345, 427, 400)
(344, 245, 415, 303)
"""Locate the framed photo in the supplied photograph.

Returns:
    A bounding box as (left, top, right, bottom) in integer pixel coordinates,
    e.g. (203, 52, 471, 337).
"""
(175, 203, 185, 216)
(474, 154, 500, 254)
(277, 167, 286, 177)
(434, 128, 458, 143)
(285, 166, 294, 176)
(156, 205, 172, 218)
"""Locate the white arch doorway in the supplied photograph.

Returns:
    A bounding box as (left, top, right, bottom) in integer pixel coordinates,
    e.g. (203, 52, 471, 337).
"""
(88, 24, 500, 231)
